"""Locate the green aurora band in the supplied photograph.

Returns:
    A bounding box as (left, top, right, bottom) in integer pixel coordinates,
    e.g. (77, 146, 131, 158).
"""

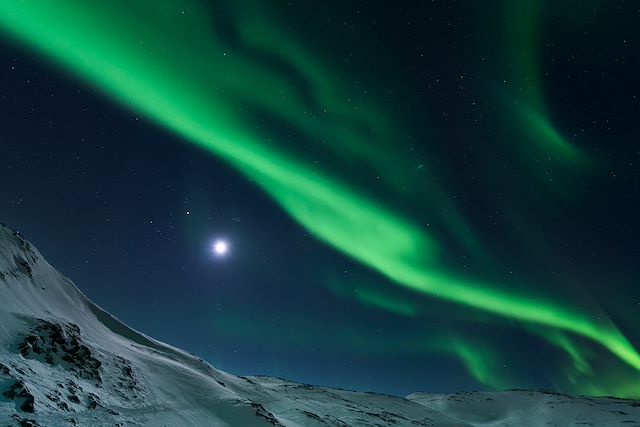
(0, 1, 637, 397)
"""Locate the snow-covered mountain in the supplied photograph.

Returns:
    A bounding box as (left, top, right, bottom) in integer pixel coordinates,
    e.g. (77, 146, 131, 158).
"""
(1, 224, 639, 426)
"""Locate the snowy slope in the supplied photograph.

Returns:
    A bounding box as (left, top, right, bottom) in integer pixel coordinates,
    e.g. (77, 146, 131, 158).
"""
(0, 224, 639, 426)
(407, 390, 640, 426)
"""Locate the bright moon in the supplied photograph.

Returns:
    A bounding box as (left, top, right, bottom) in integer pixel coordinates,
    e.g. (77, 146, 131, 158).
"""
(213, 240, 228, 256)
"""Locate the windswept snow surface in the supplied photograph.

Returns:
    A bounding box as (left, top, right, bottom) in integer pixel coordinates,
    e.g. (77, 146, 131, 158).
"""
(0, 224, 638, 426)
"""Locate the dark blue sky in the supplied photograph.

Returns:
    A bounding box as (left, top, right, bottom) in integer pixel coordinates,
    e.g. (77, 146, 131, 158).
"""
(1, 0, 639, 397)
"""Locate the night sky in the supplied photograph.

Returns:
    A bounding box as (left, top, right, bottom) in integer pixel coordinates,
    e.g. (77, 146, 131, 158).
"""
(1, 1, 639, 398)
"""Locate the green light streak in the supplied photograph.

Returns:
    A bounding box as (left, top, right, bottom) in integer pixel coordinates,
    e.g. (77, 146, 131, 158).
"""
(508, 0, 584, 164)
(539, 330, 592, 375)
(327, 280, 417, 317)
(0, 0, 636, 396)
(441, 338, 507, 390)
(356, 289, 416, 317)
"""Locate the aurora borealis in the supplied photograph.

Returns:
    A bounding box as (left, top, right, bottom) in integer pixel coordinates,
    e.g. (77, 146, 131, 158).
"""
(1, 0, 639, 398)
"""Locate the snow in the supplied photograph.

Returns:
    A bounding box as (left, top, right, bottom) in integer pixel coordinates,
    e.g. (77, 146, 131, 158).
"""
(0, 223, 639, 426)
(407, 390, 640, 426)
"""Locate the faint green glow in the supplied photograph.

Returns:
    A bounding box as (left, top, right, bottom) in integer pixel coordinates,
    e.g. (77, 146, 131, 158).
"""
(579, 377, 640, 399)
(537, 330, 592, 375)
(0, 0, 637, 397)
(562, 357, 640, 399)
(211, 308, 508, 390)
(507, 0, 584, 164)
(356, 289, 416, 317)
(440, 338, 507, 390)
(327, 280, 417, 317)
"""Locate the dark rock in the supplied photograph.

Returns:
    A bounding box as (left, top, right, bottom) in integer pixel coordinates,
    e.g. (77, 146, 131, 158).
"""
(0, 362, 10, 375)
(11, 415, 40, 427)
(17, 320, 102, 384)
(3, 380, 35, 413)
